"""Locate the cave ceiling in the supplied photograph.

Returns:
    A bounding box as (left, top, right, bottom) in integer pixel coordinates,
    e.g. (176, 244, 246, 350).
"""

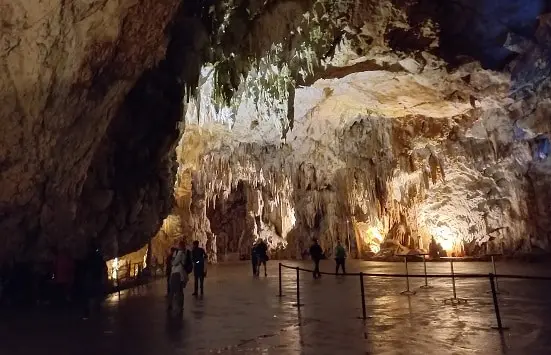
(1, 0, 551, 261)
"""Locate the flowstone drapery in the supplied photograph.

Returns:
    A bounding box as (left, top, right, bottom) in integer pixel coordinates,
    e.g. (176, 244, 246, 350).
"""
(3, 0, 551, 264)
(158, 37, 551, 259)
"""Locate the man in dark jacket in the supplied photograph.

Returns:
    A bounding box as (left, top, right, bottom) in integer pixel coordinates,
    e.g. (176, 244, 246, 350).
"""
(191, 241, 207, 296)
(309, 239, 323, 279)
(334, 239, 347, 274)
(251, 242, 258, 276)
(82, 240, 107, 319)
(255, 239, 269, 277)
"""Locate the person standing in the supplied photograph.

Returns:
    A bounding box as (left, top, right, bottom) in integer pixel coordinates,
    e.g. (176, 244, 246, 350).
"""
(191, 241, 207, 296)
(82, 240, 107, 319)
(251, 242, 259, 276)
(52, 247, 75, 304)
(255, 239, 269, 277)
(167, 240, 192, 316)
(165, 247, 177, 296)
(334, 240, 346, 275)
(309, 239, 323, 279)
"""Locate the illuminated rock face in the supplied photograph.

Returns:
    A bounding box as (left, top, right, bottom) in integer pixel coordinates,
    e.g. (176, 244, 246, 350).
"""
(165, 14, 551, 259)
(2, 0, 551, 263)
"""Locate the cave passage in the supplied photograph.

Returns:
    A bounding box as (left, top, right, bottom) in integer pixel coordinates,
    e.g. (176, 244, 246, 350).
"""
(2, 0, 551, 353)
(2, 261, 551, 354)
(2, 0, 551, 269)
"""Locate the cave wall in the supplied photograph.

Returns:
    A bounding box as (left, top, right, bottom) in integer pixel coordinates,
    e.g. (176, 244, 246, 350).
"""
(163, 44, 551, 259)
(0, 0, 189, 261)
(2, 0, 325, 263)
(3, 0, 551, 264)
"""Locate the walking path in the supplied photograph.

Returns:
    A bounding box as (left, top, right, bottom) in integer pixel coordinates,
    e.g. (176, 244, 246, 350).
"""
(1, 260, 551, 354)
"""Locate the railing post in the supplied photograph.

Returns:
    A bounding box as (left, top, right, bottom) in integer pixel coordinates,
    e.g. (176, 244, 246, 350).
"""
(360, 272, 367, 320)
(278, 263, 283, 297)
(116, 273, 120, 298)
(401, 255, 416, 295)
(292, 267, 303, 308)
(491, 256, 500, 293)
(451, 260, 457, 299)
(420, 254, 432, 289)
(296, 267, 300, 307)
(489, 273, 508, 331)
(443, 258, 467, 305)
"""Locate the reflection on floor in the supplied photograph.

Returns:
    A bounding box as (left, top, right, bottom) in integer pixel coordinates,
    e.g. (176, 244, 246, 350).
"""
(1, 260, 551, 355)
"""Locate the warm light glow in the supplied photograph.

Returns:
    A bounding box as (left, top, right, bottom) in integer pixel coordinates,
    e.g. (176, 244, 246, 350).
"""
(367, 227, 384, 242)
(143, 249, 148, 269)
(288, 206, 296, 227)
(370, 243, 381, 253)
(365, 226, 383, 253)
(430, 226, 456, 252)
(111, 257, 119, 280)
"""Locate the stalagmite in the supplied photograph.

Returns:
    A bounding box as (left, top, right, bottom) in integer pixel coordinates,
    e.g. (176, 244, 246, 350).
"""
(142, 1, 551, 262)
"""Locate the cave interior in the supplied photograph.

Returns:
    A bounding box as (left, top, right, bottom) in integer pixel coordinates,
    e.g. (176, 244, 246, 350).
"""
(2, 0, 551, 269)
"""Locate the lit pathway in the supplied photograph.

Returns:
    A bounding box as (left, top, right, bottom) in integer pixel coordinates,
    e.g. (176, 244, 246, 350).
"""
(1, 260, 551, 354)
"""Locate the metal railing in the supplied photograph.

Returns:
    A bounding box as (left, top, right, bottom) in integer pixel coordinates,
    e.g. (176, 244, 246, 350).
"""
(277, 258, 551, 331)
(108, 261, 166, 294)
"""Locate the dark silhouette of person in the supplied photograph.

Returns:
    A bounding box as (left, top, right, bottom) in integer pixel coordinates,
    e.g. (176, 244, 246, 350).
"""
(309, 238, 323, 279)
(255, 239, 268, 277)
(191, 240, 207, 296)
(334, 239, 346, 275)
(0, 263, 7, 305)
(166, 247, 177, 295)
(428, 237, 446, 258)
(82, 240, 107, 319)
(251, 242, 259, 276)
(52, 247, 75, 304)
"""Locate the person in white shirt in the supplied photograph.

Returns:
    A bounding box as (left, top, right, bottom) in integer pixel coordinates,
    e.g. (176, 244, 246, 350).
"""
(167, 240, 192, 316)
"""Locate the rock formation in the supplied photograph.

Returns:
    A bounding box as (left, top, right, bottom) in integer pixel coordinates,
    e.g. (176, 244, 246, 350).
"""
(1, 0, 189, 261)
(2, 0, 551, 263)
(156, 1, 551, 260)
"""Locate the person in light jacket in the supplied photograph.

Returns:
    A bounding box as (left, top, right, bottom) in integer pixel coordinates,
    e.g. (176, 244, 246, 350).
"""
(165, 247, 177, 295)
(167, 240, 192, 316)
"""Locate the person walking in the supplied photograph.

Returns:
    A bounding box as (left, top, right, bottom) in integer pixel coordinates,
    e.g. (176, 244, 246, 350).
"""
(165, 247, 177, 295)
(167, 241, 192, 316)
(255, 239, 269, 277)
(191, 241, 207, 296)
(52, 247, 75, 304)
(334, 240, 346, 275)
(251, 242, 259, 277)
(82, 240, 107, 320)
(309, 238, 323, 279)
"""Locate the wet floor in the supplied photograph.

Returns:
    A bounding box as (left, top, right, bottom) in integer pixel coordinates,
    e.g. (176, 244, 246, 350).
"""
(1, 260, 551, 354)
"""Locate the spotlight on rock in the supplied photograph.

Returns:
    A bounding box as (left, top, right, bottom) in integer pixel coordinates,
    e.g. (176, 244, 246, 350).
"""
(430, 225, 457, 253)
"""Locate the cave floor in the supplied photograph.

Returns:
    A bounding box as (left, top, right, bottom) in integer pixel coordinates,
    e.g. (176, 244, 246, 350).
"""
(1, 260, 551, 355)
